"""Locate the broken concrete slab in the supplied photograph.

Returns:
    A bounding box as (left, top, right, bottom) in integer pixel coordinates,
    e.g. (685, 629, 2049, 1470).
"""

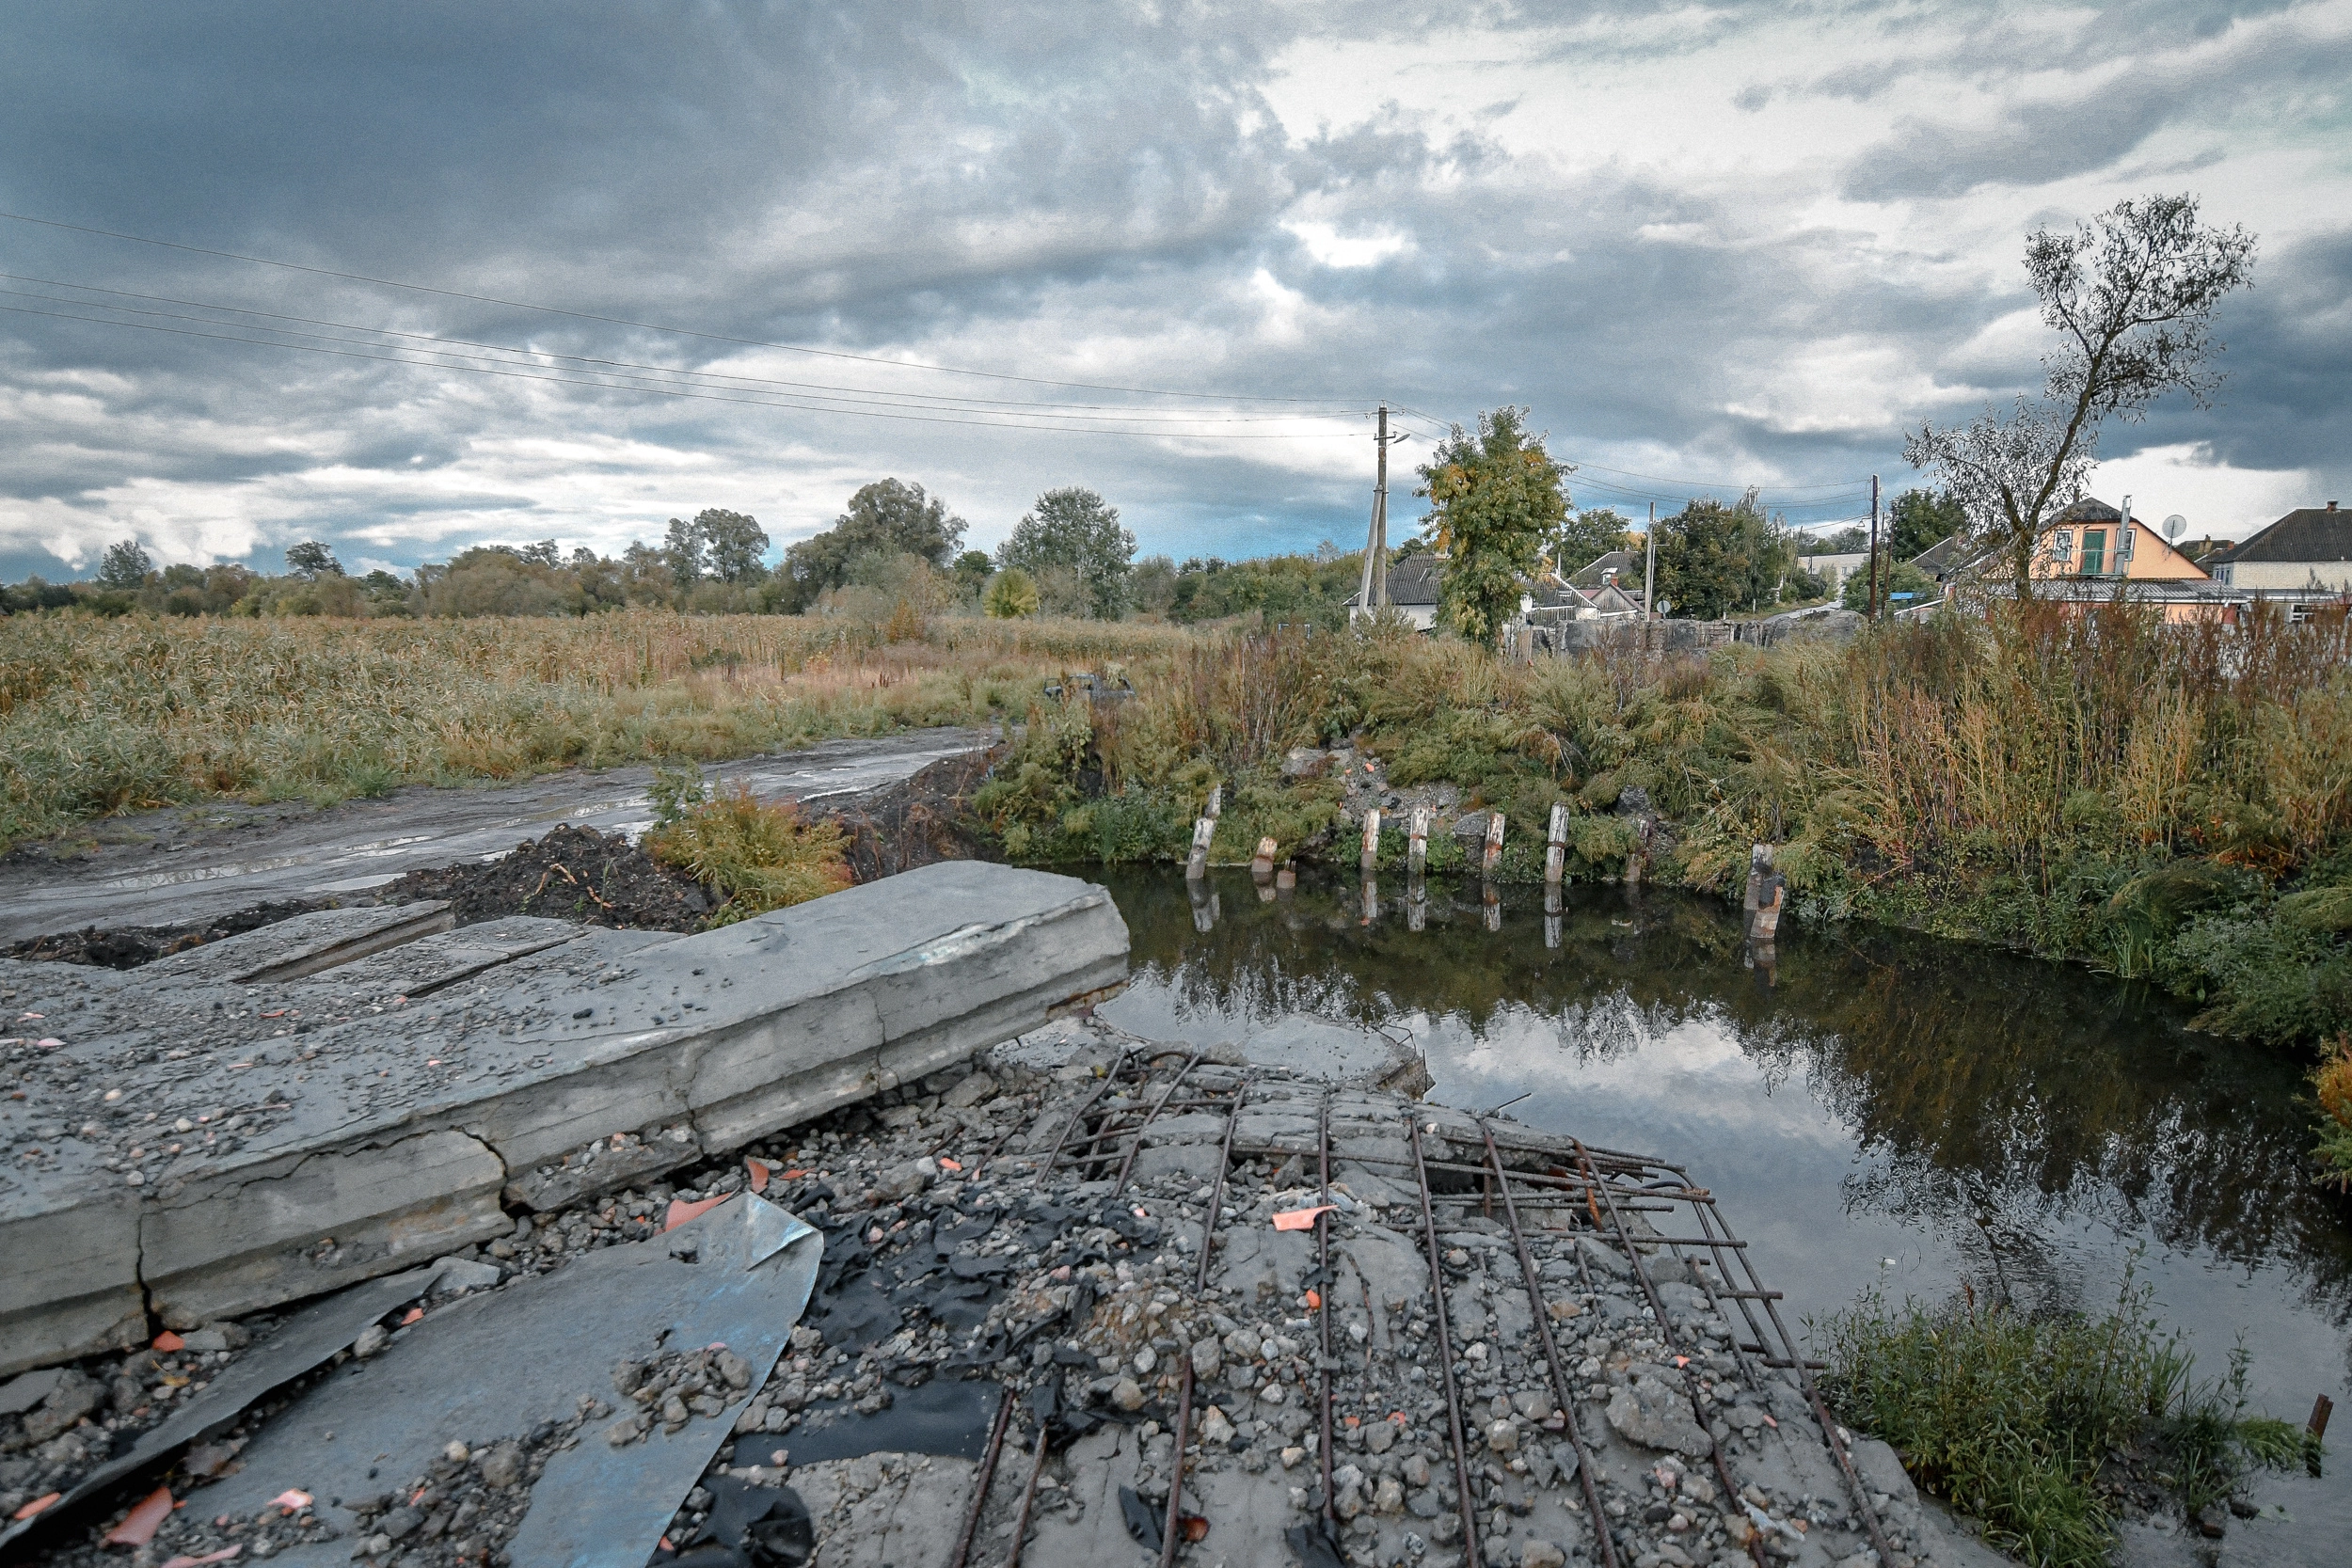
(1, 862, 1128, 1374)
(137, 902, 456, 985)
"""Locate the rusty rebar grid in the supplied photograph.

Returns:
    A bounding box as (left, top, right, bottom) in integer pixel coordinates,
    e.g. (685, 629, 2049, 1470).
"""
(1041, 1049, 1135, 1172)
(1406, 1115, 1482, 1568)
(999, 1422, 1052, 1568)
(946, 1386, 1017, 1568)
(1111, 1052, 1205, 1191)
(1158, 1074, 1248, 1567)
(1571, 1138, 1771, 1568)
(1315, 1096, 1336, 1532)
(1476, 1122, 1620, 1568)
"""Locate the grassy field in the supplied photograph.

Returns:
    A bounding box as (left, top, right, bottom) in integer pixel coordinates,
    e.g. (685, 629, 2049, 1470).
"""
(0, 610, 1186, 847)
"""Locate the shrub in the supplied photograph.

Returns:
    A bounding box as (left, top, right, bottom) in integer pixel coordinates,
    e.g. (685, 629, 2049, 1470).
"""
(644, 783, 850, 924)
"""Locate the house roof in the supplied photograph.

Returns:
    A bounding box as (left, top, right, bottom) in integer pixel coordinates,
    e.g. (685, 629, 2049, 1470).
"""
(2210, 504, 2352, 565)
(2049, 497, 2125, 526)
(1350, 551, 1441, 607)
(1587, 584, 1643, 616)
(1568, 549, 1640, 590)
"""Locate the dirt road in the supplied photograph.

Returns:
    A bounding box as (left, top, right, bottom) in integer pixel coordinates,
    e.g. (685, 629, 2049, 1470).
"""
(0, 727, 993, 943)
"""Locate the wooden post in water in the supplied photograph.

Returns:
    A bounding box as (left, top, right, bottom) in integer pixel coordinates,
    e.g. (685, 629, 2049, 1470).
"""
(1544, 883, 1562, 950)
(1407, 807, 1430, 875)
(1483, 879, 1502, 932)
(1360, 806, 1382, 874)
(1483, 813, 1506, 878)
(1250, 836, 1278, 880)
(1185, 786, 1222, 880)
(1545, 802, 1569, 886)
(1187, 876, 1218, 933)
(1361, 876, 1379, 925)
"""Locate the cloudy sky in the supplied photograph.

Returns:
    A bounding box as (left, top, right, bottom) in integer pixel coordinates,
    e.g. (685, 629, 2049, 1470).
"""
(2, 0, 2344, 581)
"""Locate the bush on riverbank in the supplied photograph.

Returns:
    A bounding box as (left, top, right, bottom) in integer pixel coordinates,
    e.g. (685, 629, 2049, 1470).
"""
(975, 603, 2352, 1063)
(1816, 1282, 2306, 1567)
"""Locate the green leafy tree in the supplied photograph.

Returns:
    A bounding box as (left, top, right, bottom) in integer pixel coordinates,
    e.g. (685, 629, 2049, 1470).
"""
(784, 479, 966, 610)
(661, 515, 708, 584)
(1551, 507, 1630, 578)
(284, 540, 343, 578)
(998, 487, 1136, 619)
(984, 567, 1040, 619)
(1415, 406, 1570, 647)
(692, 509, 771, 582)
(1888, 489, 1964, 561)
(1652, 493, 1794, 618)
(1842, 556, 1934, 612)
(952, 549, 994, 599)
(95, 539, 154, 590)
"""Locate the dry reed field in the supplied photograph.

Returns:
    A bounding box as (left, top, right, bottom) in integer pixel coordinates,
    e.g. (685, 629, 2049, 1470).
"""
(0, 610, 1192, 847)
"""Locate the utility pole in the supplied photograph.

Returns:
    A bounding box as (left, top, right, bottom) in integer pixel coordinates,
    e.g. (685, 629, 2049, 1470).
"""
(1356, 404, 1393, 615)
(1867, 473, 1881, 622)
(1644, 502, 1657, 622)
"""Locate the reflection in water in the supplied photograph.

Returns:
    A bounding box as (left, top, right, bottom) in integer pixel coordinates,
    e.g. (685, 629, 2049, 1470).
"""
(1096, 866, 2352, 1414)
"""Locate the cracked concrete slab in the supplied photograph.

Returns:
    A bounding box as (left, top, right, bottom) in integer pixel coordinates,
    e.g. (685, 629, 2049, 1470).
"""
(1, 861, 1128, 1374)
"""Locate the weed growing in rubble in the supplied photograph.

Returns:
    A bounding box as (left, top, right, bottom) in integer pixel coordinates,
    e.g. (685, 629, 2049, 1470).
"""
(1815, 1275, 2308, 1568)
(644, 784, 851, 923)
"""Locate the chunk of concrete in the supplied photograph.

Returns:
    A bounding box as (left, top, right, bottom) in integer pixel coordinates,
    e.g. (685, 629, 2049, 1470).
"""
(0, 862, 1128, 1373)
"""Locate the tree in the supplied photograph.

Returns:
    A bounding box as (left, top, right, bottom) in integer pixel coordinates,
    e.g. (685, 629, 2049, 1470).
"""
(1844, 556, 1933, 613)
(998, 487, 1136, 619)
(984, 567, 1040, 619)
(1551, 508, 1630, 577)
(783, 479, 965, 609)
(1415, 406, 1570, 646)
(1904, 194, 2256, 596)
(952, 549, 994, 599)
(1887, 489, 1964, 561)
(284, 540, 343, 578)
(662, 515, 708, 585)
(95, 539, 153, 590)
(1652, 493, 1794, 619)
(692, 509, 771, 583)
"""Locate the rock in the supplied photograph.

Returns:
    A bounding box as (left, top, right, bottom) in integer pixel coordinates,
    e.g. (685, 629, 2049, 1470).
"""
(1722, 1401, 1768, 1433)
(1604, 1377, 1712, 1458)
(1510, 1389, 1552, 1421)
(0, 1367, 65, 1416)
(660, 1393, 690, 1428)
(1374, 1477, 1406, 1515)
(379, 1507, 425, 1541)
(1134, 1346, 1157, 1375)
(478, 1442, 526, 1488)
(181, 1327, 230, 1353)
(1280, 1446, 1306, 1469)
(1434, 1511, 1462, 1545)
(873, 1158, 936, 1201)
(1190, 1338, 1223, 1379)
(1334, 1482, 1364, 1520)
(1260, 1383, 1285, 1404)
(1281, 748, 1330, 779)
(352, 1323, 390, 1359)
(1198, 1406, 1236, 1448)
(1403, 1453, 1431, 1488)
(942, 1072, 998, 1110)
(1224, 1328, 1259, 1361)
(714, 1350, 753, 1390)
(436, 1257, 502, 1291)
(1845, 1437, 1916, 1508)
(1520, 1542, 1567, 1568)
(1110, 1378, 1146, 1412)
(1363, 1419, 1396, 1454)
(1548, 1441, 1580, 1485)
(21, 1370, 99, 1441)
(1486, 1419, 1518, 1453)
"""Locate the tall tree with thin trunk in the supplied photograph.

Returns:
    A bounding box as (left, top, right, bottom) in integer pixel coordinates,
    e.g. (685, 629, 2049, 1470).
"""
(1903, 195, 2255, 597)
(1416, 406, 1571, 647)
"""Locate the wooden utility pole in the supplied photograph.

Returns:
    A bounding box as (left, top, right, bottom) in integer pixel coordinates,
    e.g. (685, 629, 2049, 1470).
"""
(1867, 474, 1882, 622)
(1644, 502, 1657, 624)
(1355, 404, 1393, 615)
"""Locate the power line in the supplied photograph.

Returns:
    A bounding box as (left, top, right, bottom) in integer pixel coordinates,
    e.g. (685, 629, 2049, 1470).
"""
(0, 209, 1348, 406)
(1389, 403, 1872, 500)
(0, 273, 1370, 420)
(0, 302, 1362, 439)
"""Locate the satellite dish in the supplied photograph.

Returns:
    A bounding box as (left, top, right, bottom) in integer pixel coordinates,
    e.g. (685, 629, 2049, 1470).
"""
(2164, 514, 2187, 542)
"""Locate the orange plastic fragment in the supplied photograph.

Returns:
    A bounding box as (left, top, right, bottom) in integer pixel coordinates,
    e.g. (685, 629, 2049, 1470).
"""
(664, 1195, 725, 1231)
(12, 1493, 61, 1522)
(1303, 1290, 1322, 1309)
(780, 1169, 807, 1180)
(1270, 1205, 1336, 1232)
(744, 1159, 771, 1194)
(399, 1307, 423, 1326)
(270, 1490, 312, 1513)
(1342, 1415, 1360, 1428)
(938, 1157, 962, 1172)
(106, 1486, 175, 1545)
(159, 1549, 244, 1567)
(1182, 1514, 1209, 1543)
(152, 1330, 186, 1352)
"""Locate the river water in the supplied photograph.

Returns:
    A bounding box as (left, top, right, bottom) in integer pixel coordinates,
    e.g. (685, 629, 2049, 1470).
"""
(1091, 866, 2351, 1540)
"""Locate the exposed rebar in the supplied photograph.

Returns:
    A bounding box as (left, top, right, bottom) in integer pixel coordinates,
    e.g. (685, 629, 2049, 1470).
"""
(1159, 1073, 1248, 1566)
(1406, 1115, 1482, 1568)
(946, 1385, 1017, 1568)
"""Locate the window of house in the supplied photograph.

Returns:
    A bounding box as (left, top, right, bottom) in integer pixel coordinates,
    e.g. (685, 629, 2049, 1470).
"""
(2217, 563, 2233, 585)
(2082, 530, 2106, 574)
(2052, 530, 2073, 562)
(2293, 601, 2315, 625)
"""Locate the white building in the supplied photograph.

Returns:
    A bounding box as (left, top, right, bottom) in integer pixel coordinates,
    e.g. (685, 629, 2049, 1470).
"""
(2208, 502, 2352, 592)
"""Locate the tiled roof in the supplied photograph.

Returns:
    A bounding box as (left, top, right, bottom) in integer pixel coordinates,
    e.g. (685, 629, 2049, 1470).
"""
(2210, 506, 2352, 565)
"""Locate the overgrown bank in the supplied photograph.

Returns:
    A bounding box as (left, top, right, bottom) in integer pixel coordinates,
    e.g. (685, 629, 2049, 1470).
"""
(967, 605, 2352, 1170)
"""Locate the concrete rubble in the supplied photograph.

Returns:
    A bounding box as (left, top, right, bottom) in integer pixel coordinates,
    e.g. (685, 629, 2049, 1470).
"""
(1, 861, 1130, 1375)
(5, 985, 2013, 1567)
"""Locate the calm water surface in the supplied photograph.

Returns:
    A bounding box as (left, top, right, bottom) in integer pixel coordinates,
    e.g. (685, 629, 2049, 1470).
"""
(1093, 868, 2352, 1437)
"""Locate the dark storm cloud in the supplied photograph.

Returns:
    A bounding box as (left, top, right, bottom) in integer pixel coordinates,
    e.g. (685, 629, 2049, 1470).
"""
(0, 1, 2344, 579)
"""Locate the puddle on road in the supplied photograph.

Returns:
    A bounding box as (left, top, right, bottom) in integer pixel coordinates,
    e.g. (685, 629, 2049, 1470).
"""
(1094, 866, 2352, 1432)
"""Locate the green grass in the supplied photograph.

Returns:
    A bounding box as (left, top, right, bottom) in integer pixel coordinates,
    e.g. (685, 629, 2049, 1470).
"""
(1814, 1277, 2310, 1568)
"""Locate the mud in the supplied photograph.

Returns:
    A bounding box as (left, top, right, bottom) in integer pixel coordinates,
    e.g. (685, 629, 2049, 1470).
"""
(382, 823, 713, 930)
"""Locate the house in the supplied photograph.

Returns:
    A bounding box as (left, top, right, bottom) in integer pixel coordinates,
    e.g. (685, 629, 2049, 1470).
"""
(2027, 498, 2210, 583)
(1909, 534, 1966, 583)
(2207, 502, 2352, 593)
(1795, 551, 1868, 593)
(1567, 549, 1643, 593)
(1346, 551, 1443, 630)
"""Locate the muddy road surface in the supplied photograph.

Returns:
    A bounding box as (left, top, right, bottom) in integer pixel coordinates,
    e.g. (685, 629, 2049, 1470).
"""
(0, 727, 994, 944)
